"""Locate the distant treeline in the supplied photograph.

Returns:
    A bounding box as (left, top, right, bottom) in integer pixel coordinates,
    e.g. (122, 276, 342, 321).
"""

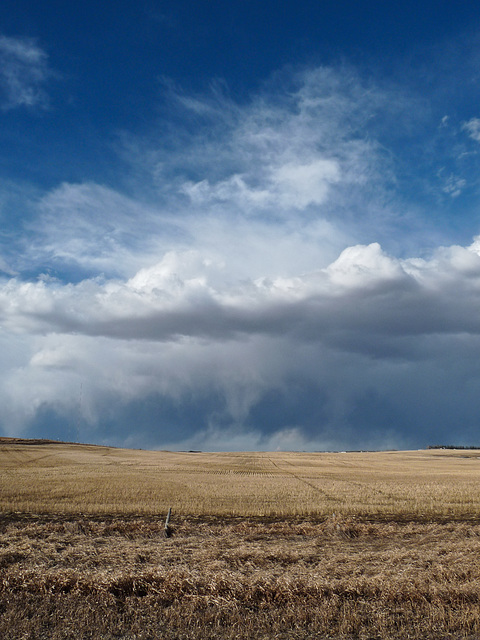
(428, 445, 480, 450)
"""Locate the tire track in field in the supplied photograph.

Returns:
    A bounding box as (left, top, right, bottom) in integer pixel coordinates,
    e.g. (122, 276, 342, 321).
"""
(265, 456, 335, 499)
(0, 448, 56, 467)
(338, 478, 392, 498)
(322, 470, 397, 499)
(266, 457, 411, 507)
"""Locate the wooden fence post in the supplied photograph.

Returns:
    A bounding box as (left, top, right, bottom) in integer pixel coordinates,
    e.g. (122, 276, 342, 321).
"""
(164, 507, 172, 538)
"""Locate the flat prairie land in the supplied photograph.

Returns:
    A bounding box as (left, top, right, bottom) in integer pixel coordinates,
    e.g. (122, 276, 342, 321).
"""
(2, 442, 480, 639)
(2, 441, 480, 518)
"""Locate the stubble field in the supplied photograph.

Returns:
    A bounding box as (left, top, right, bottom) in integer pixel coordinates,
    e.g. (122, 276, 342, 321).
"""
(1, 440, 480, 639)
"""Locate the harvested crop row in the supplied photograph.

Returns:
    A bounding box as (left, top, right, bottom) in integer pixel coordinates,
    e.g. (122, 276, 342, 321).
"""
(1, 515, 480, 639)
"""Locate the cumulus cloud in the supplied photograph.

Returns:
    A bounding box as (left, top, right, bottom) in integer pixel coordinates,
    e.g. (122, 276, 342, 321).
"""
(2, 238, 480, 449)
(0, 35, 50, 109)
(3, 240, 480, 344)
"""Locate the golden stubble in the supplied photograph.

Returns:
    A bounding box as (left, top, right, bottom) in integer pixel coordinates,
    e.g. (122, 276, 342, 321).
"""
(2, 516, 480, 639)
(1, 444, 480, 519)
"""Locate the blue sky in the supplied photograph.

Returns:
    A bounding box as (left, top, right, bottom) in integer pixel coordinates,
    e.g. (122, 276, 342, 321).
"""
(2, 1, 480, 450)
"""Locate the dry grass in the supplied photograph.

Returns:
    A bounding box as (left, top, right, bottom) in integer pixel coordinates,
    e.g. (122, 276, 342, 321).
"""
(2, 442, 480, 638)
(2, 514, 480, 639)
(1, 443, 480, 519)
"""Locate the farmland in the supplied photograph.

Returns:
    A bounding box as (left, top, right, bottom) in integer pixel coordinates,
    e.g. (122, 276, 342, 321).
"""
(2, 441, 480, 519)
(2, 441, 480, 638)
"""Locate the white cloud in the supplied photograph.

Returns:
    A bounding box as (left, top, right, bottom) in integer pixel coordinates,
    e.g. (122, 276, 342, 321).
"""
(183, 158, 341, 211)
(326, 243, 404, 288)
(463, 117, 480, 143)
(26, 182, 189, 278)
(136, 65, 407, 244)
(441, 174, 467, 197)
(270, 159, 341, 208)
(0, 35, 50, 109)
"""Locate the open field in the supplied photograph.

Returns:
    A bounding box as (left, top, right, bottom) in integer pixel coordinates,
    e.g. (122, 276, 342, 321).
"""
(2, 441, 480, 639)
(2, 441, 480, 519)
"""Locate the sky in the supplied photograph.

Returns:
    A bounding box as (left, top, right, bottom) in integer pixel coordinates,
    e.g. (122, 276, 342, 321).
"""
(2, 1, 480, 451)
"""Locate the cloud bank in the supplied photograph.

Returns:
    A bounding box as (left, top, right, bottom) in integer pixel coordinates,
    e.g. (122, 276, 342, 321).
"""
(2, 62, 480, 450)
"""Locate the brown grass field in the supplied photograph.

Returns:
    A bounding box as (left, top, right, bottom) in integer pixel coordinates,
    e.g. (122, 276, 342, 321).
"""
(2, 440, 480, 638)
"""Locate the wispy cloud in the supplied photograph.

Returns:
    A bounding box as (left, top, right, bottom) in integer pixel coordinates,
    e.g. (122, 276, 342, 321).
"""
(463, 117, 480, 143)
(164, 67, 400, 227)
(0, 35, 51, 110)
(441, 173, 467, 197)
(27, 182, 182, 279)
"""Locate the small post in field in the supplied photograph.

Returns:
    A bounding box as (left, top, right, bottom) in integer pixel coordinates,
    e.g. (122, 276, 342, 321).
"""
(164, 507, 172, 538)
